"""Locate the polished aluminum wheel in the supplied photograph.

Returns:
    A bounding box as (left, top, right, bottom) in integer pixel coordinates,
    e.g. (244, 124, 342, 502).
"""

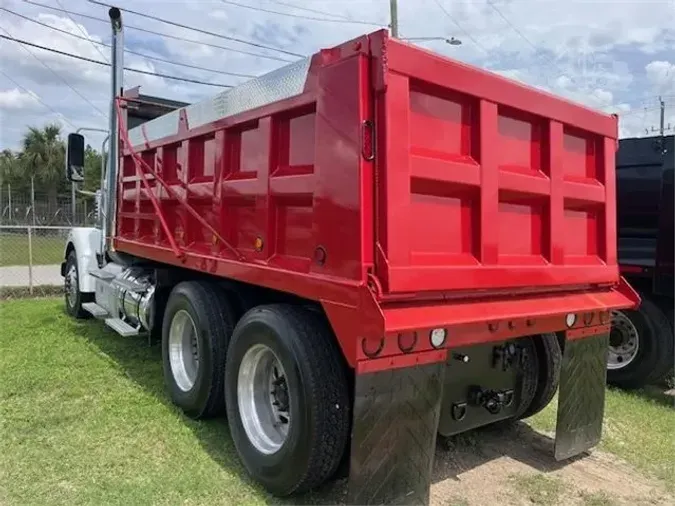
(608, 311, 640, 370)
(65, 263, 78, 310)
(168, 309, 200, 391)
(237, 344, 291, 455)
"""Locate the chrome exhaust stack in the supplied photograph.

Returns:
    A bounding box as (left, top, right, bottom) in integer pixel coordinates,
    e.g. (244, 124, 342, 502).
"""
(101, 7, 124, 263)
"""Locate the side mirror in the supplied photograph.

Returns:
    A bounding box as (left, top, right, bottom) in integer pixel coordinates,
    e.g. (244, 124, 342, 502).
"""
(66, 133, 85, 182)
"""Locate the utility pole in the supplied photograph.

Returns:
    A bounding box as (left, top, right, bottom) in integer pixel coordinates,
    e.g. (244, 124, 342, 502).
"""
(649, 97, 672, 136)
(647, 97, 672, 154)
(389, 0, 398, 38)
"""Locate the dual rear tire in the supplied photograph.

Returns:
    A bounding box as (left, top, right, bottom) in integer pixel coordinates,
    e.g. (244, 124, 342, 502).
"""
(161, 281, 349, 496)
(607, 297, 674, 389)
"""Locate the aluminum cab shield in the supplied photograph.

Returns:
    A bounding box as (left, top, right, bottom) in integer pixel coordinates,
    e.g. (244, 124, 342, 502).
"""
(554, 332, 610, 460)
(347, 362, 443, 505)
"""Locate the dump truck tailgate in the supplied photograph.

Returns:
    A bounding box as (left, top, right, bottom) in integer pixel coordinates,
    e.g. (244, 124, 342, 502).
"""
(372, 33, 620, 295)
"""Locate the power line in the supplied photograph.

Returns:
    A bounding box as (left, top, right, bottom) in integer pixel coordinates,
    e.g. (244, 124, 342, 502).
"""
(54, 0, 110, 64)
(485, 1, 615, 107)
(22, 0, 293, 63)
(431, 0, 491, 56)
(87, 0, 303, 58)
(486, 1, 544, 59)
(0, 26, 107, 117)
(2, 8, 255, 79)
(0, 69, 79, 130)
(268, 0, 350, 20)
(0, 34, 235, 88)
(219, 0, 383, 26)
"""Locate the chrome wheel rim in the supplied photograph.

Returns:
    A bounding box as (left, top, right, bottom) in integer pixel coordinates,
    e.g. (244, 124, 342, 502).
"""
(65, 264, 78, 309)
(168, 310, 200, 391)
(237, 344, 291, 455)
(608, 311, 640, 370)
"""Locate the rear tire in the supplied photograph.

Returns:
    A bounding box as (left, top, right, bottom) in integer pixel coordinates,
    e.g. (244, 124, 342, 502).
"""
(607, 297, 674, 389)
(225, 304, 350, 497)
(64, 250, 93, 319)
(161, 281, 236, 419)
(519, 333, 562, 419)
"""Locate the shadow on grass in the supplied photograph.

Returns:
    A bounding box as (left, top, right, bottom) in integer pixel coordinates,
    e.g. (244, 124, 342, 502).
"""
(617, 384, 675, 409)
(67, 316, 272, 502)
(67, 312, 594, 505)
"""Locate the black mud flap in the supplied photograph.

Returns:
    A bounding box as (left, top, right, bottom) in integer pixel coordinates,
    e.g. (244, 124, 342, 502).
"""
(346, 362, 444, 505)
(555, 333, 609, 461)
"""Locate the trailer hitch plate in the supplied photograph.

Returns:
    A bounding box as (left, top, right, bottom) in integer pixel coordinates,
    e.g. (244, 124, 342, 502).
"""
(555, 332, 609, 461)
(347, 362, 443, 505)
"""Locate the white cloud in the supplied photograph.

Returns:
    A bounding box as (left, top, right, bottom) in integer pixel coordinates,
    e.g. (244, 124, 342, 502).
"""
(0, 88, 40, 110)
(0, 0, 674, 149)
(645, 60, 675, 91)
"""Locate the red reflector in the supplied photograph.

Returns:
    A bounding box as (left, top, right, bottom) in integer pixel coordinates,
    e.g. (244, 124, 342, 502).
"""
(362, 336, 384, 358)
(361, 120, 374, 161)
(397, 332, 417, 353)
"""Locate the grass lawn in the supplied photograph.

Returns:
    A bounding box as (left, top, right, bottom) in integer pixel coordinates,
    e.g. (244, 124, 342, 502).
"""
(1, 298, 673, 505)
(528, 378, 675, 490)
(0, 298, 267, 506)
(0, 233, 65, 266)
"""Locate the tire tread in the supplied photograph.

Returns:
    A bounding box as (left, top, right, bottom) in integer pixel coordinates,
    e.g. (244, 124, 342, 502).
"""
(163, 280, 236, 418)
(227, 304, 350, 496)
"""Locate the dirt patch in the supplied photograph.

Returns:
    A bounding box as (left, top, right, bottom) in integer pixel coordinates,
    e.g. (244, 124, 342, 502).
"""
(292, 422, 672, 505)
(427, 423, 672, 505)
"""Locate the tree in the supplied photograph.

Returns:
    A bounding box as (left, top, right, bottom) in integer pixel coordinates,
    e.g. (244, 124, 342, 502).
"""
(19, 124, 66, 208)
(84, 144, 103, 193)
(0, 149, 18, 187)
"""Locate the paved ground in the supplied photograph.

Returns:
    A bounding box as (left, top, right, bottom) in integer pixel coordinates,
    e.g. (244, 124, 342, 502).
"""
(0, 264, 62, 287)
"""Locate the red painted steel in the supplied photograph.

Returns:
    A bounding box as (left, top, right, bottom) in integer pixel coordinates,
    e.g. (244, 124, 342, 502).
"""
(113, 30, 638, 368)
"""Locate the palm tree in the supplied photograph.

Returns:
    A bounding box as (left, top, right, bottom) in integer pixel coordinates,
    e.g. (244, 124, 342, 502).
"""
(19, 124, 65, 208)
(0, 149, 18, 187)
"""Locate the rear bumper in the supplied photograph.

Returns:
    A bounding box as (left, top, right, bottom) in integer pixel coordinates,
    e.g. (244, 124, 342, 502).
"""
(382, 277, 639, 333)
(352, 277, 639, 370)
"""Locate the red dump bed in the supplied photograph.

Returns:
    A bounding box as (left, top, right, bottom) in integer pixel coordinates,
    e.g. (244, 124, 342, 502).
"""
(115, 31, 635, 364)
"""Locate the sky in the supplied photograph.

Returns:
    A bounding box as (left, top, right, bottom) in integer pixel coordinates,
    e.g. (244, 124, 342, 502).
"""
(0, 0, 673, 151)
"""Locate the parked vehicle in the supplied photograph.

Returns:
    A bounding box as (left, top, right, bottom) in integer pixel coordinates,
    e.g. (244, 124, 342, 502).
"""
(61, 8, 638, 504)
(608, 134, 674, 388)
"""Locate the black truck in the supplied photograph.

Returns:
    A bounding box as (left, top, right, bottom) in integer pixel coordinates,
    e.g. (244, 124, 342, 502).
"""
(609, 134, 674, 388)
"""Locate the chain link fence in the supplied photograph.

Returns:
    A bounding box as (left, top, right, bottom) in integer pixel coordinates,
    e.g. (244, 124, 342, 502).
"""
(0, 225, 71, 293)
(0, 185, 98, 227)
(0, 184, 98, 293)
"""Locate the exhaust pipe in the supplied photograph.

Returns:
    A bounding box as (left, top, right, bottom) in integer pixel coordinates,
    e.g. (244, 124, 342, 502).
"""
(102, 7, 124, 263)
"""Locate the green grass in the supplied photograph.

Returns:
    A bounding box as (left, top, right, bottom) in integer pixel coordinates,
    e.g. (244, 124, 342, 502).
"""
(0, 298, 268, 506)
(578, 491, 617, 506)
(528, 388, 675, 489)
(1, 298, 673, 505)
(0, 233, 65, 266)
(509, 474, 564, 505)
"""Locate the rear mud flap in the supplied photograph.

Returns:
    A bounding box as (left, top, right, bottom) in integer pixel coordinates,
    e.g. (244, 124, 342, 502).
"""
(347, 362, 444, 505)
(555, 333, 609, 461)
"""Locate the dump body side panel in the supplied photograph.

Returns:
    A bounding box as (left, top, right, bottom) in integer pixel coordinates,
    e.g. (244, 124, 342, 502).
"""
(371, 33, 620, 295)
(115, 39, 374, 303)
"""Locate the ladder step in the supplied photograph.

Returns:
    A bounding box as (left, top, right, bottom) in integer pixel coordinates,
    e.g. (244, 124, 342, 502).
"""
(89, 269, 116, 281)
(105, 318, 140, 337)
(82, 302, 109, 318)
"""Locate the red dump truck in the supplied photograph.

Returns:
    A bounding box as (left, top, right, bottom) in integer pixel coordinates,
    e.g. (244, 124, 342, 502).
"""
(62, 8, 638, 505)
